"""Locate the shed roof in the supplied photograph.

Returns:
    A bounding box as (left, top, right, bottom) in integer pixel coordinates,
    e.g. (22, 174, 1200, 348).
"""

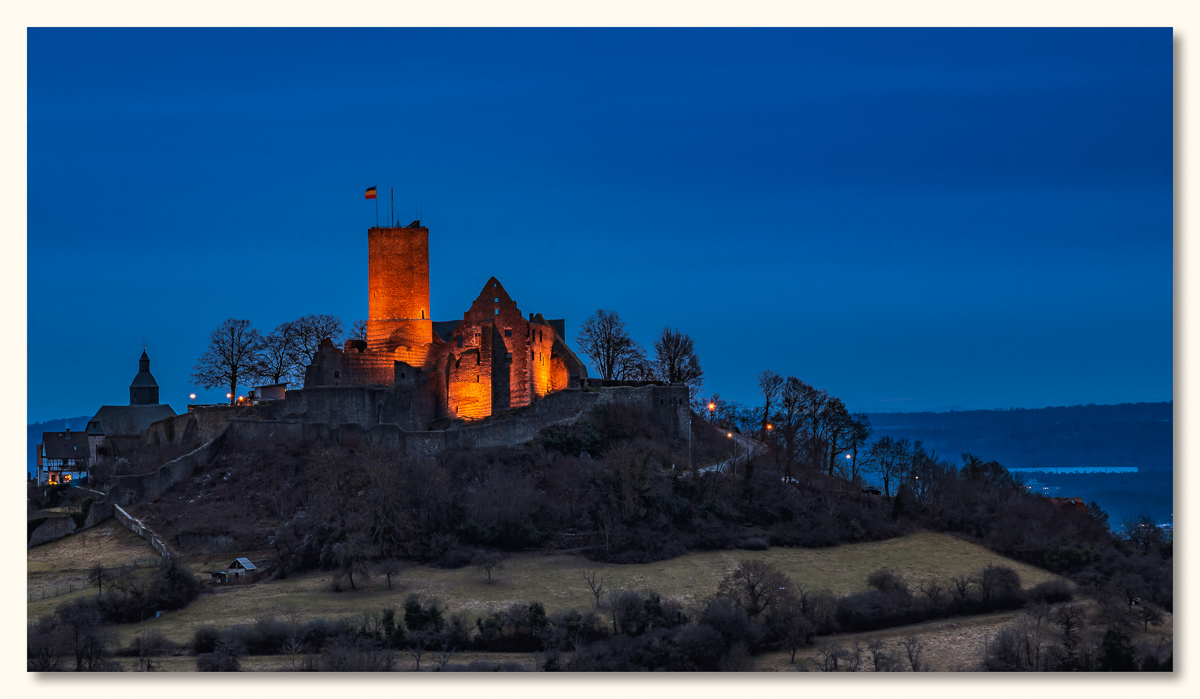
(229, 557, 256, 570)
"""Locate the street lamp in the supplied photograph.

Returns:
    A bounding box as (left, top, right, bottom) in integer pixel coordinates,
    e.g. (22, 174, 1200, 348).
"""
(190, 393, 196, 405)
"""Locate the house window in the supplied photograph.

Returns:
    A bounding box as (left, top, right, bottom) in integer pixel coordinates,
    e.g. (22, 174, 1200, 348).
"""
(495, 309, 499, 315)
(505, 329, 512, 337)
(494, 297, 499, 303)
(457, 334, 464, 348)
(334, 371, 341, 379)
(400, 372, 406, 379)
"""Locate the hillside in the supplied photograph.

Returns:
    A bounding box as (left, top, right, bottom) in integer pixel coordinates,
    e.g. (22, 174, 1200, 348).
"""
(72, 531, 1065, 647)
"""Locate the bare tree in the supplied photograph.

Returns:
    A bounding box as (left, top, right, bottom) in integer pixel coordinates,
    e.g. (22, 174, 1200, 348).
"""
(918, 577, 946, 606)
(253, 320, 302, 386)
(576, 310, 640, 380)
(901, 635, 926, 671)
(716, 559, 790, 618)
(290, 314, 345, 366)
(333, 535, 372, 591)
(350, 318, 367, 342)
(284, 607, 304, 670)
(192, 318, 263, 405)
(757, 369, 783, 440)
(473, 551, 504, 584)
(775, 376, 805, 481)
(406, 630, 431, 671)
(87, 565, 107, 595)
(435, 638, 457, 670)
(821, 397, 852, 476)
(868, 436, 908, 498)
(798, 381, 830, 471)
(867, 639, 901, 671)
(816, 640, 847, 672)
(376, 558, 403, 590)
(613, 340, 657, 381)
(583, 569, 606, 609)
(653, 326, 703, 400)
(844, 412, 873, 482)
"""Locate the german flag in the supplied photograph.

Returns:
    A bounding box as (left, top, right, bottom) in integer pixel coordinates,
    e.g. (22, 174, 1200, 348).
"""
(365, 186, 377, 200)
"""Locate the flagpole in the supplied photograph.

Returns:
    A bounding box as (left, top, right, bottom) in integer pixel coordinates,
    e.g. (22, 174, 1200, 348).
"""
(391, 187, 394, 227)
(376, 195, 379, 228)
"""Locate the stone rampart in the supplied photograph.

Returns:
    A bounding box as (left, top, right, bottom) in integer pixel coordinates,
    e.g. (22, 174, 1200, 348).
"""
(223, 383, 689, 459)
(105, 425, 230, 506)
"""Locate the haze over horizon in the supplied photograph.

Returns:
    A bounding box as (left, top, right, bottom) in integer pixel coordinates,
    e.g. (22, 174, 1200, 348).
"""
(27, 28, 1172, 423)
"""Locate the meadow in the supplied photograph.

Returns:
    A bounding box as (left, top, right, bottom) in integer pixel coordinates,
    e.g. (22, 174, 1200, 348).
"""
(28, 527, 1066, 648)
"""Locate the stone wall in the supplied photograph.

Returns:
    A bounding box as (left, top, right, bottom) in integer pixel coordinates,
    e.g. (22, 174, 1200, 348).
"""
(28, 516, 76, 548)
(225, 383, 690, 459)
(144, 406, 234, 450)
(105, 426, 229, 506)
(113, 504, 176, 562)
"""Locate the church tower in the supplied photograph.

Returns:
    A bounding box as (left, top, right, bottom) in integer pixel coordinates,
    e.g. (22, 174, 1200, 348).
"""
(366, 221, 433, 366)
(129, 350, 160, 405)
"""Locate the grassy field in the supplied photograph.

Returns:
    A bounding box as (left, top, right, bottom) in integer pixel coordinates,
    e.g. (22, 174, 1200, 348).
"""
(27, 522, 163, 616)
(757, 604, 1174, 672)
(29, 529, 1067, 648)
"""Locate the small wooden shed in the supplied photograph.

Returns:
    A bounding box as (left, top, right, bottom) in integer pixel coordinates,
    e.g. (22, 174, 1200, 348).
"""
(227, 557, 257, 579)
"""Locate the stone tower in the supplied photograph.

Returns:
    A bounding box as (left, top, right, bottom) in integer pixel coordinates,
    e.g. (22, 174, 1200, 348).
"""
(366, 221, 433, 366)
(129, 350, 160, 405)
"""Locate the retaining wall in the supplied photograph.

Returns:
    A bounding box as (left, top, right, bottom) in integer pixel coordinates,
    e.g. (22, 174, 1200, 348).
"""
(112, 504, 176, 562)
(105, 425, 230, 506)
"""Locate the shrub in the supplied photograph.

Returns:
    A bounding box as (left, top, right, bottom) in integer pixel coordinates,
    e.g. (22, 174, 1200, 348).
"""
(195, 638, 245, 671)
(737, 538, 770, 551)
(192, 627, 222, 655)
(438, 546, 478, 569)
(319, 636, 393, 671)
(1028, 580, 1074, 604)
(866, 569, 908, 595)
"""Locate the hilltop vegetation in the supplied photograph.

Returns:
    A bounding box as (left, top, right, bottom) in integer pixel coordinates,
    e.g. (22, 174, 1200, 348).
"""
(30, 391, 1173, 671)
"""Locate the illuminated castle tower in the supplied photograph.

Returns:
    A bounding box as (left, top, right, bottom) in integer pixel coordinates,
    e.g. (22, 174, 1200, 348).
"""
(366, 221, 433, 367)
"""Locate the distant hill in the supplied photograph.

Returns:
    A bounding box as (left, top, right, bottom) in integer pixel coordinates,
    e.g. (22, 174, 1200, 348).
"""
(28, 416, 90, 478)
(866, 402, 1173, 525)
(866, 402, 1172, 473)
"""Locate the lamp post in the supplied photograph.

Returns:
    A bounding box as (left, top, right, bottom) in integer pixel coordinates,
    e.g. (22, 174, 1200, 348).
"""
(190, 393, 196, 406)
(708, 401, 716, 425)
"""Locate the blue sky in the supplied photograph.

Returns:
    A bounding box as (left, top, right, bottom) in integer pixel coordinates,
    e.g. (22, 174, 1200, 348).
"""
(26, 28, 1172, 422)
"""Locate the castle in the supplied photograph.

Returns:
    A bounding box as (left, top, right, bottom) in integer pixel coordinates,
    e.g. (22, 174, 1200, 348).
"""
(108, 221, 689, 504)
(301, 221, 589, 428)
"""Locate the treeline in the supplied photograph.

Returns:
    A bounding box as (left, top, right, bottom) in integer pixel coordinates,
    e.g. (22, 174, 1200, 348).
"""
(191, 314, 363, 405)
